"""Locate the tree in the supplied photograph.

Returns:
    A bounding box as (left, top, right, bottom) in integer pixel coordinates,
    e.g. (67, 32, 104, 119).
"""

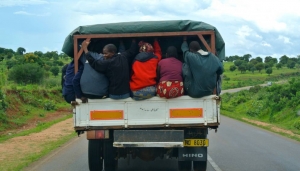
(247, 63, 254, 72)
(24, 53, 39, 63)
(250, 59, 258, 65)
(279, 55, 289, 65)
(8, 63, 45, 84)
(287, 60, 296, 69)
(50, 66, 59, 77)
(6, 60, 17, 70)
(250, 67, 256, 74)
(255, 63, 264, 73)
(264, 56, 273, 63)
(255, 57, 263, 63)
(238, 63, 247, 73)
(34, 51, 44, 58)
(229, 65, 236, 72)
(234, 60, 243, 67)
(6, 52, 13, 59)
(52, 51, 59, 61)
(16, 47, 26, 55)
(0, 55, 4, 62)
(243, 54, 252, 62)
(276, 63, 282, 70)
(266, 68, 273, 76)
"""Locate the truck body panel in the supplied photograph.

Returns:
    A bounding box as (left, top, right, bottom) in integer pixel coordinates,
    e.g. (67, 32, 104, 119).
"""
(74, 95, 220, 130)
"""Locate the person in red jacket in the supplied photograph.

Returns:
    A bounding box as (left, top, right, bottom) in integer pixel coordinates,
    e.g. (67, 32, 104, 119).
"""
(130, 39, 162, 100)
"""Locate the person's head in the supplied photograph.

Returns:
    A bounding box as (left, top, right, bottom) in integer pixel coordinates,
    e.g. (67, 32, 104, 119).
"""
(166, 46, 178, 59)
(138, 41, 153, 53)
(189, 41, 201, 52)
(103, 44, 117, 59)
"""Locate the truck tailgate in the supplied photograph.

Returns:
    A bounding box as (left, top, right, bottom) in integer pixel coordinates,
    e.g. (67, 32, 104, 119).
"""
(74, 95, 220, 129)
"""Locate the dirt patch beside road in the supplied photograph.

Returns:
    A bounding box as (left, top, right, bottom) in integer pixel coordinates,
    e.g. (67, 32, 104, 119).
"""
(242, 118, 300, 139)
(0, 118, 75, 171)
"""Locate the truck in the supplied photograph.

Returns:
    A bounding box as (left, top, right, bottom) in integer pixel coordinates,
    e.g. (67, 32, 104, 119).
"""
(62, 20, 225, 171)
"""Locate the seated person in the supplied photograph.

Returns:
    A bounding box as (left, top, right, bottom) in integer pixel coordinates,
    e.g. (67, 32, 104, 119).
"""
(62, 56, 86, 103)
(81, 39, 138, 100)
(61, 63, 68, 91)
(181, 37, 224, 98)
(156, 46, 184, 99)
(130, 39, 162, 100)
(80, 52, 109, 99)
(80, 42, 125, 99)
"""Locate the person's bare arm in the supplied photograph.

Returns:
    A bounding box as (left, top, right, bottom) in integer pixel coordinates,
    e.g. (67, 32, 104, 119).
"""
(81, 40, 90, 54)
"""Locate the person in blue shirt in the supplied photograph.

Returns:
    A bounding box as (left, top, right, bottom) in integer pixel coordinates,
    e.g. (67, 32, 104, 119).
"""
(62, 57, 86, 103)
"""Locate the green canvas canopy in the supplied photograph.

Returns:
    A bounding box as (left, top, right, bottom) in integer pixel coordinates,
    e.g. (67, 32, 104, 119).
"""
(61, 20, 225, 60)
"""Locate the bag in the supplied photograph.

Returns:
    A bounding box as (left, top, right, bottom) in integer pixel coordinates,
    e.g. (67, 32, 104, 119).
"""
(80, 52, 109, 97)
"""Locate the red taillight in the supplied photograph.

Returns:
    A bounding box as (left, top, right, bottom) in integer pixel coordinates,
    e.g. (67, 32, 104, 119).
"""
(95, 130, 104, 139)
(87, 130, 109, 140)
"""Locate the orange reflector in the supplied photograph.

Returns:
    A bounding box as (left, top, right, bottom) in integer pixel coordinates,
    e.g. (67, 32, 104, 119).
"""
(170, 108, 203, 118)
(90, 110, 123, 120)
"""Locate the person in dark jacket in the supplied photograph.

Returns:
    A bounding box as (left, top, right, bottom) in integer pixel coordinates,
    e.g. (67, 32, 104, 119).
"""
(61, 63, 68, 90)
(62, 57, 86, 103)
(181, 37, 224, 98)
(81, 39, 138, 99)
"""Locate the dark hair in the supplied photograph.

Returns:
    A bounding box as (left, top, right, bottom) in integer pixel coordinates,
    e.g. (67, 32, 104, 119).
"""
(166, 46, 178, 59)
(104, 44, 117, 53)
(189, 41, 201, 52)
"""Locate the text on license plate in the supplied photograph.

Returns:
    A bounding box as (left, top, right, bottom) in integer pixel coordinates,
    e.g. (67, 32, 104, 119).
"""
(184, 139, 209, 147)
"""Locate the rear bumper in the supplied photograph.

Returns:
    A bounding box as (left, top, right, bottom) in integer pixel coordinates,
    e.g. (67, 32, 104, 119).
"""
(113, 130, 184, 148)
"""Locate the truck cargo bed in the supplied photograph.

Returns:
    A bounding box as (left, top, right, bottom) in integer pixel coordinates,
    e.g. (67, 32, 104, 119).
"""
(74, 95, 220, 130)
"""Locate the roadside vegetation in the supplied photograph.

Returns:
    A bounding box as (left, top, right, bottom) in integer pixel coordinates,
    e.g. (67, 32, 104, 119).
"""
(0, 46, 71, 135)
(222, 54, 300, 89)
(221, 54, 300, 141)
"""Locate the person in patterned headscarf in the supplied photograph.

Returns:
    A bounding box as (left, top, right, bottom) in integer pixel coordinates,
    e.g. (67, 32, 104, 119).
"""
(156, 46, 184, 99)
(130, 38, 162, 100)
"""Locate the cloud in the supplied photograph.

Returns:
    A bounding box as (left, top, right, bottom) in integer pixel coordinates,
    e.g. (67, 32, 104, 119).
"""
(261, 42, 271, 47)
(278, 35, 292, 44)
(1, 0, 300, 58)
(14, 10, 50, 16)
(0, 0, 48, 7)
(14, 11, 33, 15)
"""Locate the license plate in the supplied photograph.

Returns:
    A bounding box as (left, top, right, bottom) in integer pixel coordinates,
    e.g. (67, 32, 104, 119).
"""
(183, 139, 209, 147)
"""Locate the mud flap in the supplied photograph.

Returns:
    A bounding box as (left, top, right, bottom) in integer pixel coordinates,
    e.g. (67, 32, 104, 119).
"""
(178, 147, 207, 161)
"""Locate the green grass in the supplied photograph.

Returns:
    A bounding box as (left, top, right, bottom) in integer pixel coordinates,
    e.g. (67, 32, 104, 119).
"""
(221, 83, 300, 142)
(222, 62, 300, 89)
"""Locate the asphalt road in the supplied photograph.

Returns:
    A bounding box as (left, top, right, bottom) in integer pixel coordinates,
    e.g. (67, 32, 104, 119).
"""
(26, 115, 300, 171)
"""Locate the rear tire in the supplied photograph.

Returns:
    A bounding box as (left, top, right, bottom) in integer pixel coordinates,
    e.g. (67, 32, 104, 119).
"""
(104, 140, 118, 171)
(193, 161, 207, 171)
(178, 161, 192, 171)
(88, 140, 103, 171)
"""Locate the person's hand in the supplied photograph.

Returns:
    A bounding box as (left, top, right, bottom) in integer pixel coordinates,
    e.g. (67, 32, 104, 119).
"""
(183, 36, 187, 41)
(81, 97, 88, 103)
(81, 40, 90, 49)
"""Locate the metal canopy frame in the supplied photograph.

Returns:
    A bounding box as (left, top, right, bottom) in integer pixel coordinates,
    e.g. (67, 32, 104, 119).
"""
(73, 30, 216, 73)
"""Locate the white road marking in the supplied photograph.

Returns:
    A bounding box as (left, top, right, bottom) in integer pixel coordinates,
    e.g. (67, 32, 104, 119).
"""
(208, 155, 222, 171)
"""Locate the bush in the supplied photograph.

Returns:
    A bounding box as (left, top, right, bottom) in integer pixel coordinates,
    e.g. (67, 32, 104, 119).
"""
(43, 78, 61, 88)
(8, 63, 45, 84)
(44, 100, 56, 111)
(293, 120, 300, 130)
(50, 66, 60, 77)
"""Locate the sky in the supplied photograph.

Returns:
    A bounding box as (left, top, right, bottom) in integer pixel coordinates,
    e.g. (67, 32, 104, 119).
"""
(0, 0, 299, 59)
